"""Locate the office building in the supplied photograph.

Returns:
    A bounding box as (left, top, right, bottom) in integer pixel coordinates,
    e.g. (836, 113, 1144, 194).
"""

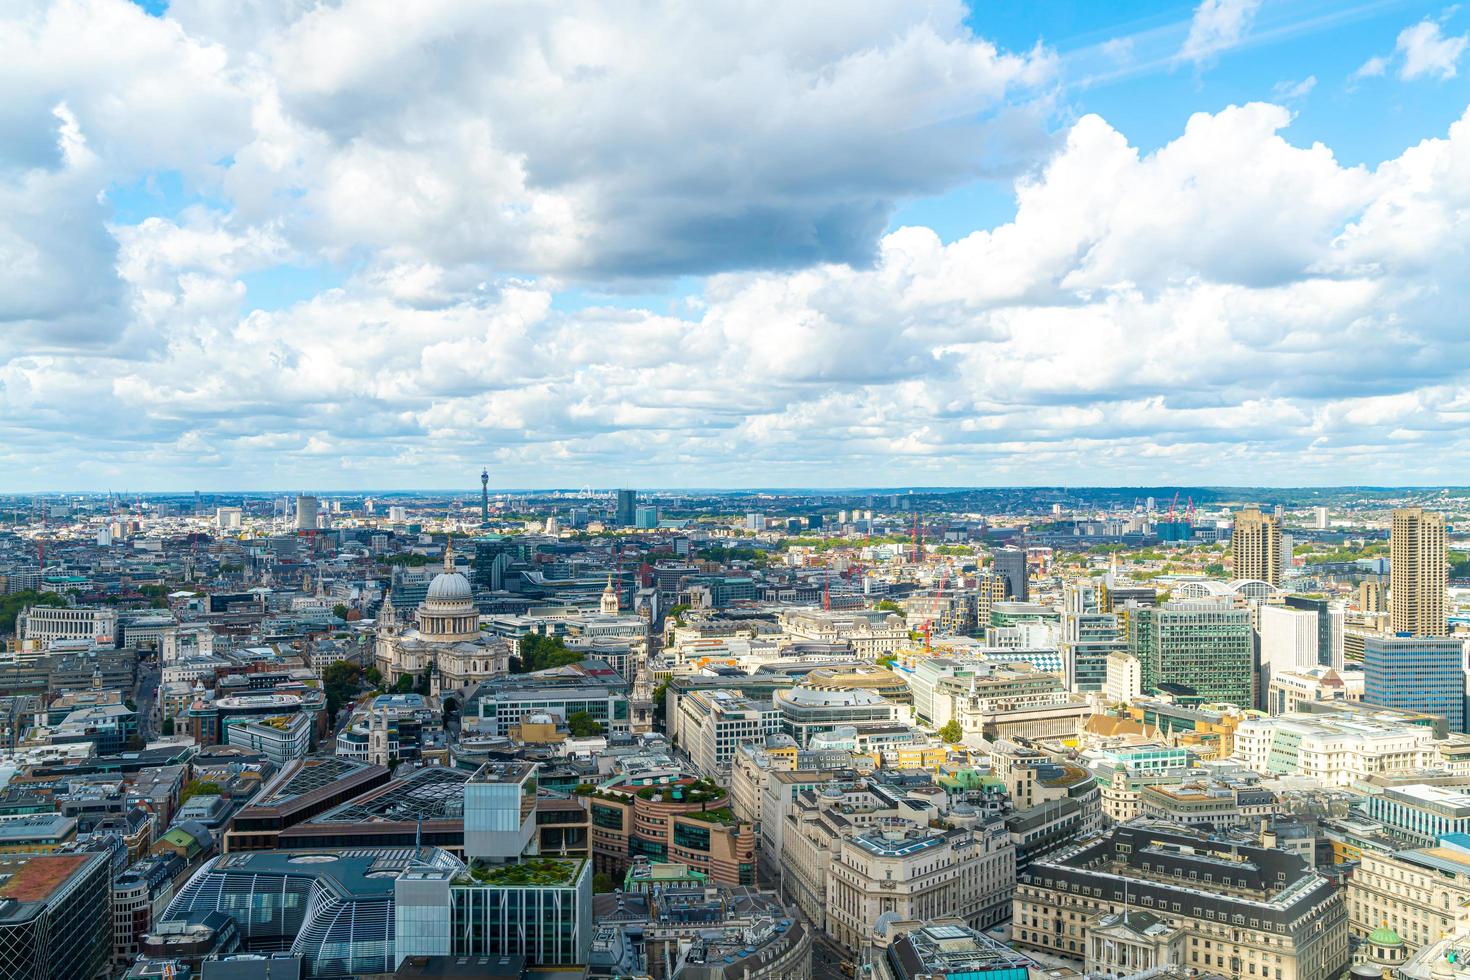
(1232, 506, 1282, 586)
(17, 605, 118, 648)
(992, 548, 1028, 602)
(876, 920, 1033, 980)
(0, 852, 113, 980)
(1127, 604, 1254, 706)
(584, 776, 756, 886)
(1104, 652, 1142, 704)
(294, 494, 319, 531)
(1366, 785, 1470, 847)
(1363, 634, 1464, 731)
(634, 504, 660, 529)
(164, 847, 463, 977)
(1391, 508, 1448, 636)
(824, 823, 1015, 953)
(395, 855, 593, 969)
(1061, 608, 1126, 693)
(1259, 604, 1319, 696)
(1233, 711, 1438, 784)
(1013, 826, 1348, 980)
(1347, 840, 1470, 954)
(674, 689, 780, 775)
(214, 506, 242, 531)
(615, 489, 637, 526)
(1283, 595, 1345, 671)
(113, 853, 187, 963)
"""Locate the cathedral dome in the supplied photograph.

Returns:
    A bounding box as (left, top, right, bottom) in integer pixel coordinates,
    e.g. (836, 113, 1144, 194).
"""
(427, 571, 472, 602)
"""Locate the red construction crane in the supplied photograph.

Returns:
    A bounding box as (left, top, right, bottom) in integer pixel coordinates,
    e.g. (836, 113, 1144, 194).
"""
(1166, 492, 1180, 522)
(922, 565, 951, 652)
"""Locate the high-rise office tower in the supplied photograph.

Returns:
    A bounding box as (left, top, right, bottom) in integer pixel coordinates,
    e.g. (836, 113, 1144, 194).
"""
(1231, 507, 1282, 586)
(1363, 634, 1464, 730)
(295, 494, 319, 531)
(1391, 507, 1448, 636)
(1283, 594, 1345, 671)
(615, 489, 637, 526)
(1127, 604, 1254, 706)
(992, 548, 1028, 602)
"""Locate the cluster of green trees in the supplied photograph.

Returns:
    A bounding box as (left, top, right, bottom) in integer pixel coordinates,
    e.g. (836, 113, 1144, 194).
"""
(938, 720, 963, 743)
(323, 660, 368, 716)
(696, 545, 771, 564)
(874, 599, 906, 618)
(0, 590, 66, 634)
(567, 710, 604, 737)
(513, 633, 585, 673)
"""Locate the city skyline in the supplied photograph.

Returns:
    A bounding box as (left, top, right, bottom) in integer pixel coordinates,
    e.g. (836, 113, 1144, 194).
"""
(3, 0, 1470, 488)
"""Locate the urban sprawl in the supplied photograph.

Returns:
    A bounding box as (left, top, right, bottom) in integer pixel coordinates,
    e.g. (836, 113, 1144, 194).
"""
(2, 484, 1470, 980)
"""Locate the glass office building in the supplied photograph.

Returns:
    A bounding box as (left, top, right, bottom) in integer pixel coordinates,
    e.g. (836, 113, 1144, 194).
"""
(0, 852, 111, 980)
(1364, 634, 1466, 731)
(395, 858, 593, 968)
(162, 847, 462, 978)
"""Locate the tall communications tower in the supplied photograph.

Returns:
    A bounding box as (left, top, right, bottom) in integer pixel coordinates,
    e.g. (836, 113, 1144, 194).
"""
(480, 467, 490, 525)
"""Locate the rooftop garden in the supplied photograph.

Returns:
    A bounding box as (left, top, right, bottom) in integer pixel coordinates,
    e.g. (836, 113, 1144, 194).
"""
(683, 806, 735, 825)
(458, 857, 582, 888)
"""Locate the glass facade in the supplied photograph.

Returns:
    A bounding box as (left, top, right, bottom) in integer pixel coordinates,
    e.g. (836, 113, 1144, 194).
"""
(1364, 635, 1466, 731)
(0, 852, 111, 980)
(448, 864, 592, 966)
(1130, 607, 1252, 705)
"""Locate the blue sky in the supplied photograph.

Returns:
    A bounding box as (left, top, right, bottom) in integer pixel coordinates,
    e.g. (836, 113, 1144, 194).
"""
(3, 0, 1470, 490)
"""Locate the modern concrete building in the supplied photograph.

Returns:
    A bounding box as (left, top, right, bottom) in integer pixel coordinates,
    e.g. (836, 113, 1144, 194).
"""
(1232, 507, 1282, 587)
(1391, 508, 1448, 636)
(1259, 604, 1320, 699)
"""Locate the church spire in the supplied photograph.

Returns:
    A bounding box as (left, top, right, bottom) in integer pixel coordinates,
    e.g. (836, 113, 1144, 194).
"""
(444, 536, 454, 573)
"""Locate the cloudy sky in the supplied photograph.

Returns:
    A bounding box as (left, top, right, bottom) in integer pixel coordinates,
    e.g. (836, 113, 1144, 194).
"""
(4, 0, 1470, 491)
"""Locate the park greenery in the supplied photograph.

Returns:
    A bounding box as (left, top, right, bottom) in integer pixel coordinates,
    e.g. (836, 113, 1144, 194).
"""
(0, 590, 67, 635)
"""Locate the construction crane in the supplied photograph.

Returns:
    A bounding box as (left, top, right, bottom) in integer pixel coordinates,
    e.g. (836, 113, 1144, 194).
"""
(1165, 491, 1180, 523)
(921, 565, 951, 652)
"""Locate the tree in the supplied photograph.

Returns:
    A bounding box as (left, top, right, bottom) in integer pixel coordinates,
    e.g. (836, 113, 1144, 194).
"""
(593, 872, 616, 894)
(875, 599, 906, 619)
(514, 633, 584, 673)
(323, 660, 366, 716)
(332, 603, 350, 620)
(161, 718, 175, 736)
(875, 654, 897, 670)
(938, 720, 963, 743)
(393, 674, 415, 694)
(567, 711, 604, 737)
(0, 591, 67, 635)
(364, 666, 382, 688)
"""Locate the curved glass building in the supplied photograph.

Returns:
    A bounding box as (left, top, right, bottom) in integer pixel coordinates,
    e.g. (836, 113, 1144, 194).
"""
(161, 847, 462, 978)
